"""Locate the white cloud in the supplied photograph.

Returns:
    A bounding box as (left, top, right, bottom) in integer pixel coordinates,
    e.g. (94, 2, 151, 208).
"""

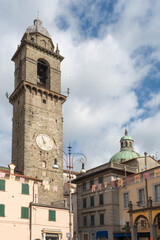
(145, 92, 160, 108)
(0, 0, 160, 171)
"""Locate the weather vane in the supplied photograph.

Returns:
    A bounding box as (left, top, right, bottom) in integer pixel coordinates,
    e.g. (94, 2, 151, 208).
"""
(37, 10, 39, 19)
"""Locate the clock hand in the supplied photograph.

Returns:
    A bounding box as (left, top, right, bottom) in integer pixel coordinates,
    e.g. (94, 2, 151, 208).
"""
(42, 136, 46, 144)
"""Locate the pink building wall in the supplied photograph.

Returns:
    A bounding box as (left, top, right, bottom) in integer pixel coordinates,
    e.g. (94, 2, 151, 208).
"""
(0, 165, 72, 240)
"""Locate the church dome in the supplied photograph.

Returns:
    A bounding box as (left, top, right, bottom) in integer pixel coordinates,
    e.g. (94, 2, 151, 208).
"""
(26, 18, 50, 38)
(110, 129, 141, 163)
(110, 150, 140, 163)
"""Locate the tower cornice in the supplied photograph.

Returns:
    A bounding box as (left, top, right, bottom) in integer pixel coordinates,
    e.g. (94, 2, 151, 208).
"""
(9, 81, 67, 104)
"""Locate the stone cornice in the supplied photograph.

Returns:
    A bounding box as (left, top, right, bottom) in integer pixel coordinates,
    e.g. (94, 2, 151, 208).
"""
(11, 38, 64, 62)
(9, 81, 67, 104)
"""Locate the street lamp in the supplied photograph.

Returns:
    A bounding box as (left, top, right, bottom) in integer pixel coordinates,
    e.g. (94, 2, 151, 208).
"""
(53, 144, 87, 240)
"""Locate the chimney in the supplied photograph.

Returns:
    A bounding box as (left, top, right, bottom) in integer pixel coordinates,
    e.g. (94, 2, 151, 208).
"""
(8, 163, 16, 175)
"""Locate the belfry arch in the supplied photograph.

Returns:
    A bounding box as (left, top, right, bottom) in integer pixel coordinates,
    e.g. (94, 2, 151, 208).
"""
(37, 58, 50, 89)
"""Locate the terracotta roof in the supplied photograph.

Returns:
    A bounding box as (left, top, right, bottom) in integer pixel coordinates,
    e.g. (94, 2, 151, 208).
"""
(0, 166, 42, 181)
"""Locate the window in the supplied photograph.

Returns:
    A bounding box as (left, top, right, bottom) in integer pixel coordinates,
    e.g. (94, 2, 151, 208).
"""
(83, 216, 87, 226)
(37, 59, 49, 85)
(91, 233, 96, 240)
(0, 179, 5, 191)
(98, 177, 103, 185)
(91, 215, 95, 226)
(90, 196, 94, 207)
(0, 204, 5, 217)
(83, 182, 86, 191)
(123, 192, 129, 208)
(21, 207, 29, 219)
(49, 210, 56, 221)
(157, 216, 160, 229)
(139, 189, 145, 205)
(99, 194, 104, 205)
(31, 37, 34, 42)
(45, 233, 59, 239)
(100, 214, 104, 225)
(42, 161, 46, 168)
(22, 183, 29, 195)
(90, 180, 94, 189)
(83, 198, 87, 208)
(155, 185, 160, 202)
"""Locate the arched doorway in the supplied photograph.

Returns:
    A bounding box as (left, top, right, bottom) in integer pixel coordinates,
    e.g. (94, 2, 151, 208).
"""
(153, 212, 160, 240)
(134, 215, 150, 240)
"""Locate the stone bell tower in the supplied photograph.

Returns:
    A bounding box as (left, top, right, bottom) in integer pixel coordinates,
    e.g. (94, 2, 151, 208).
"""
(9, 18, 66, 205)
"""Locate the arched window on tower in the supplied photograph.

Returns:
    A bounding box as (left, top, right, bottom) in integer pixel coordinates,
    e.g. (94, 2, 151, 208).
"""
(37, 59, 49, 88)
(130, 142, 132, 147)
(42, 161, 46, 168)
(121, 142, 123, 148)
(125, 141, 128, 147)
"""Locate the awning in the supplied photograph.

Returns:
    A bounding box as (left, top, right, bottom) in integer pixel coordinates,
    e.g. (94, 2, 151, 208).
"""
(114, 233, 131, 238)
(96, 231, 108, 239)
(114, 232, 140, 238)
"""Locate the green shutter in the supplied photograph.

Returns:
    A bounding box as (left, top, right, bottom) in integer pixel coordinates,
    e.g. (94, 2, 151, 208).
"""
(49, 210, 56, 221)
(0, 204, 5, 217)
(0, 180, 5, 191)
(22, 183, 29, 195)
(21, 207, 29, 219)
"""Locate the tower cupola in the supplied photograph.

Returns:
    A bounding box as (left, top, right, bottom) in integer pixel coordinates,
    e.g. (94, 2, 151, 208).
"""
(26, 18, 50, 38)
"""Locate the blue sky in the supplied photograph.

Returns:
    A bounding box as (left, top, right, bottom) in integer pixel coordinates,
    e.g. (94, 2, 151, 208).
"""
(0, 0, 160, 170)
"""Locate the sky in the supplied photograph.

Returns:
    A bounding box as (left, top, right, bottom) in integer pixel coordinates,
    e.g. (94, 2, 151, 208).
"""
(0, 0, 160, 171)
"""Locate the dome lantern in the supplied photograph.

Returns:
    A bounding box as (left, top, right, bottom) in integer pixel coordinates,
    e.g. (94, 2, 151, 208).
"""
(110, 129, 140, 163)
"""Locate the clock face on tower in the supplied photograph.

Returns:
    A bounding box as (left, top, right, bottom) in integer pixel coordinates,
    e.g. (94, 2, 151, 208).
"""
(36, 134, 54, 151)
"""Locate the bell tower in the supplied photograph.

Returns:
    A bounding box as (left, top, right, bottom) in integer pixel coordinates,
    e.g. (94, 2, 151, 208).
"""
(9, 19, 66, 205)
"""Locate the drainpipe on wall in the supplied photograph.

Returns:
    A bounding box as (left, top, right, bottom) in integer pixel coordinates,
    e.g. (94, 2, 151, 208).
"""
(29, 181, 35, 240)
(144, 152, 149, 207)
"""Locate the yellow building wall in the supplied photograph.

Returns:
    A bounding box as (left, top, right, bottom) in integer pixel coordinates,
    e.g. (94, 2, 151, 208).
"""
(119, 171, 160, 230)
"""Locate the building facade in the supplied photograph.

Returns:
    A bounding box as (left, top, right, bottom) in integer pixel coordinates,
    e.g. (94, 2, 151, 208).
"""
(0, 164, 72, 240)
(73, 131, 160, 240)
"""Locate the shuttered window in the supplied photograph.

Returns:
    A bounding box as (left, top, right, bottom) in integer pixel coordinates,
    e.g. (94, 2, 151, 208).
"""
(0, 204, 5, 217)
(21, 207, 29, 219)
(49, 210, 56, 221)
(91, 215, 95, 226)
(22, 183, 29, 195)
(83, 198, 87, 208)
(155, 185, 160, 202)
(0, 180, 5, 191)
(83, 216, 87, 226)
(100, 214, 104, 225)
(90, 196, 94, 207)
(99, 194, 104, 205)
